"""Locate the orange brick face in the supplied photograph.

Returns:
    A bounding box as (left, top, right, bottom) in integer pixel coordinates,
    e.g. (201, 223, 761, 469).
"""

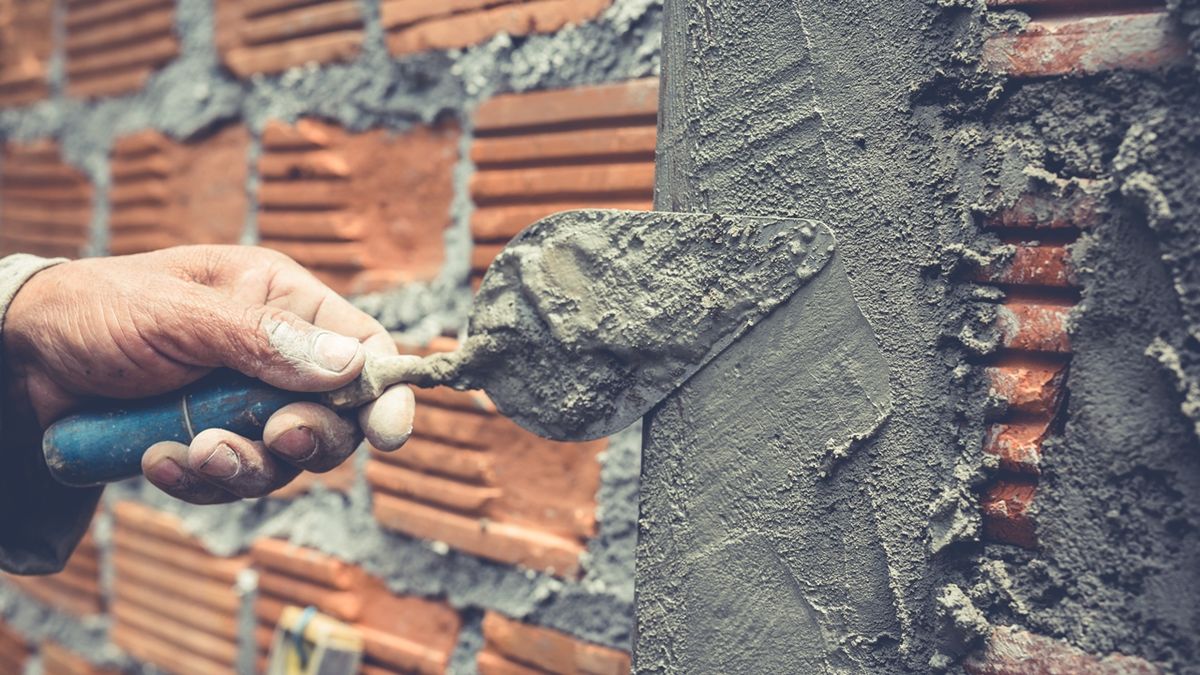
(257, 118, 459, 294)
(0, 141, 93, 258)
(4, 530, 103, 617)
(109, 126, 250, 255)
(368, 338, 606, 577)
(469, 79, 658, 287)
(216, 0, 364, 77)
(252, 539, 461, 674)
(0, 0, 53, 106)
(966, 626, 1161, 674)
(478, 612, 630, 675)
(382, 0, 613, 55)
(110, 501, 249, 675)
(982, 2, 1187, 78)
(0, 622, 29, 674)
(65, 0, 180, 98)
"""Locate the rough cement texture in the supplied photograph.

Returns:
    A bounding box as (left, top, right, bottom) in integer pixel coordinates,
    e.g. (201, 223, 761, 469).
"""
(387, 210, 835, 440)
(637, 0, 1199, 672)
(0, 0, 664, 666)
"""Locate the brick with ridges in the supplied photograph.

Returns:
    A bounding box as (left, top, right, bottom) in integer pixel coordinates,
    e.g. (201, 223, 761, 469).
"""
(479, 612, 631, 675)
(384, 0, 613, 56)
(217, 0, 363, 76)
(41, 641, 121, 675)
(5, 530, 103, 616)
(0, 622, 29, 674)
(65, 0, 177, 97)
(0, 0, 53, 106)
(257, 118, 458, 294)
(0, 141, 93, 258)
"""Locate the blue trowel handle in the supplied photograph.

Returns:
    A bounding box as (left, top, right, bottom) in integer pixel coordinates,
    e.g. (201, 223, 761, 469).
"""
(42, 370, 315, 487)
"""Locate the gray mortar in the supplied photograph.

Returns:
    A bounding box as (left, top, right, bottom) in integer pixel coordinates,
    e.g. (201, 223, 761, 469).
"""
(636, 0, 1196, 672)
(0, 0, 665, 664)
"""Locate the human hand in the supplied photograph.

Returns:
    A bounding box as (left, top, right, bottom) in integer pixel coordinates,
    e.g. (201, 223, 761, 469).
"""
(3, 245, 414, 503)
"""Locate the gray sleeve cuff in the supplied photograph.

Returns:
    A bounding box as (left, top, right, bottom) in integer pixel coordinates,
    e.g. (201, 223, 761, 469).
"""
(0, 254, 103, 575)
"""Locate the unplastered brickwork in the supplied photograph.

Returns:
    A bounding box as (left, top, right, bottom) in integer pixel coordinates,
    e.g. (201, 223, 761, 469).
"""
(382, 0, 614, 56)
(65, 0, 180, 97)
(0, 0, 657, 669)
(258, 118, 459, 294)
(252, 539, 461, 674)
(369, 338, 607, 578)
(109, 125, 249, 255)
(0, 0, 53, 106)
(479, 612, 630, 675)
(469, 78, 658, 289)
(110, 501, 249, 674)
(0, 140, 92, 258)
(216, 0, 365, 77)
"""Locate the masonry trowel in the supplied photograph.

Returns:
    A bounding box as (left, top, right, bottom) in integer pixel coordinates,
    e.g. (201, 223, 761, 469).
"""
(43, 209, 838, 486)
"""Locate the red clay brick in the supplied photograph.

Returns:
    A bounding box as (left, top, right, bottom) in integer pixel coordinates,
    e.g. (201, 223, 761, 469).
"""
(983, 420, 1051, 475)
(257, 118, 458, 294)
(0, 622, 29, 675)
(5, 530, 103, 616)
(216, 0, 364, 77)
(983, 11, 1187, 78)
(986, 361, 1067, 416)
(41, 641, 121, 675)
(976, 245, 1074, 288)
(996, 301, 1071, 354)
(65, 0, 178, 97)
(469, 79, 657, 286)
(986, 181, 1100, 230)
(0, 0, 53, 106)
(110, 502, 248, 675)
(981, 479, 1038, 548)
(252, 539, 460, 674)
(368, 342, 605, 577)
(0, 141, 93, 258)
(479, 612, 630, 675)
(382, 0, 613, 55)
(965, 626, 1162, 674)
(109, 126, 249, 255)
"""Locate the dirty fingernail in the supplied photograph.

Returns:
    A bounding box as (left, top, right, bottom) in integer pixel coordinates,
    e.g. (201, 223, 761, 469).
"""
(272, 426, 318, 461)
(313, 332, 361, 373)
(199, 443, 241, 479)
(146, 458, 185, 487)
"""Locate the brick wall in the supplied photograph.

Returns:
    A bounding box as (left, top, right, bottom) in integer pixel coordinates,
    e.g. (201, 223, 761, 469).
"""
(0, 0, 655, 671)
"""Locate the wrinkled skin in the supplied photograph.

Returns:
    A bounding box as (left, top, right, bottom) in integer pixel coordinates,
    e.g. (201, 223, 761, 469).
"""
(3, 245, 415, 504)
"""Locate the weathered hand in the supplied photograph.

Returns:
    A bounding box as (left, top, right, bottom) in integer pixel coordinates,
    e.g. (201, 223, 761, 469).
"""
(3, 245, 414, 503)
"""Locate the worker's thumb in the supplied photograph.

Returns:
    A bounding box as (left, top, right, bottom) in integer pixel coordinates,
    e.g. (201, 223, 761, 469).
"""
(173, 293, 365, 393)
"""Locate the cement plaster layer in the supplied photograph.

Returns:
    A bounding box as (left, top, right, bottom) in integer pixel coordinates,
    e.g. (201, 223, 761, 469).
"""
(638, 0, 1199, 672)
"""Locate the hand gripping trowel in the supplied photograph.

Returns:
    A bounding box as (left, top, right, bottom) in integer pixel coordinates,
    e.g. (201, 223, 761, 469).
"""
(42, 209, 840, 486)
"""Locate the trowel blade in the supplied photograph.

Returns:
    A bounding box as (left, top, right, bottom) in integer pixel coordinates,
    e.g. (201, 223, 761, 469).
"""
(450, 209, 838, 441)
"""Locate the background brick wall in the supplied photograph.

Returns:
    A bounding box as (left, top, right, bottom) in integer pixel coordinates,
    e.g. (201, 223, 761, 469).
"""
(0, 0, 658, 672)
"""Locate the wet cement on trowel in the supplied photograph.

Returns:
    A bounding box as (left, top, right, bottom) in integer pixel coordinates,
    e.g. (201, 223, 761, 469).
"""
(377, 209, 837, 441)
(637, 0, 1200, 672)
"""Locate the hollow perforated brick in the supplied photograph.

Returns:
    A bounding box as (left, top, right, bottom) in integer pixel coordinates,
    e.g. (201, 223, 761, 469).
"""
(41, 641, 121, 675)
(65, 0, 179, 98)
(111, 501, 249, 675)
(4, 530, 103, 617)
(257, 118, 458, 294)
(251, 538, 461, 674)
(215, 0, 364, 77)
(0, 140, 93, 258)
(109, 126, 249, 255)
(381, 0, 613, 56)
(468, 79, 658, 288)
(367, 338, 606, 578)
(478, 612, 630, 675)
(0, 0, 53, 106)
(983, 2, 1186, 78)
(965, 626, 1162, 674)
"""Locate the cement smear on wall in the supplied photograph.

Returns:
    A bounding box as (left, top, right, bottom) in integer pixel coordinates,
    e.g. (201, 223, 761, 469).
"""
(0, 0, 663, 663)
(637, 0, 1199, 672)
